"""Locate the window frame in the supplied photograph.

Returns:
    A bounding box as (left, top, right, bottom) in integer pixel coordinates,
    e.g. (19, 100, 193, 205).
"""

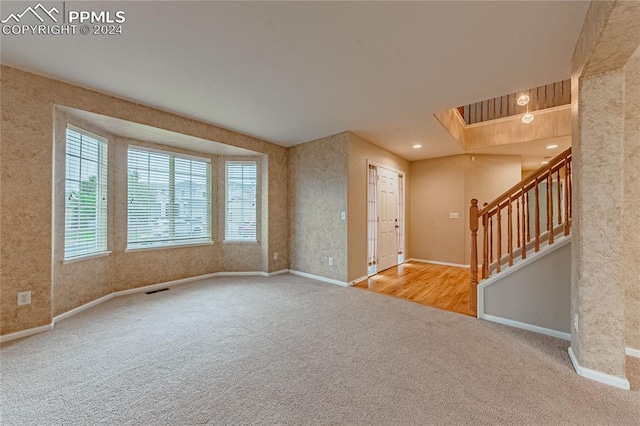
(63, 124, 110, 261)
(126, 145, 213, 250)
(224, 160, 258, 243)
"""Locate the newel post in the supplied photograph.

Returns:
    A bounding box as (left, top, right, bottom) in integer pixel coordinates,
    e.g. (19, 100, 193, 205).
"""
(469, 199, 479, 315)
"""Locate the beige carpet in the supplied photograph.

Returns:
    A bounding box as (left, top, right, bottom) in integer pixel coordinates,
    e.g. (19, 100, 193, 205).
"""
(1, 274, 639, 425)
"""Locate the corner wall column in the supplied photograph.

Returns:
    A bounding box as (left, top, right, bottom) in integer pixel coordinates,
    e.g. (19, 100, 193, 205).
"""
(570, 69, 628, 387)
(569, 0, 640, 389)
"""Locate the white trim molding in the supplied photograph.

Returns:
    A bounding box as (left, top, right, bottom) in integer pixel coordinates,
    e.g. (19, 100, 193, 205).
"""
(0, 323, 54, 343)
(477, 235, 572, 318)
(482, 314, 570, 341)
(287, 269, 350, 287)
(568, 347, 630, 390)
(265, 269, 289, 277)
(406, 258, 470, 269)
(3, 269, 354, 342)
(113, 272, 221, 297)
(54, 294, 113, 323)
(626, 347, 640, 358)
(3, 270, 301, 342)
(350, 275, 368, 286)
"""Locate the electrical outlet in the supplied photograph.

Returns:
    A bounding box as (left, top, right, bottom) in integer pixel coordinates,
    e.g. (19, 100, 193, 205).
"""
(328, 257, 334, 266)
(574, 313, 579, 332)
(341, 211, 346, 220)
(17, 291, 31, 306)
(273, 252, 278, 260)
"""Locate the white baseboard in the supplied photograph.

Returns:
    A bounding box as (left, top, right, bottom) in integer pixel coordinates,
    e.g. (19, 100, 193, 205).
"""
(213, 271, 267, 277)
(406, 258, 470, 269)
(350, 275, 368, 285)
(113, 272, 221, 297)
(0, 323, 54, 343)
(4, 270, 290, 341)
(266, 269, 289, 277)
(287, 269, 349, 287)
(568, 347, 630, 390)
(626, 347, 640, 358)
(482, 314, 571, 341)
(113, 270, 290, 297)
(53, 294, 114, 323)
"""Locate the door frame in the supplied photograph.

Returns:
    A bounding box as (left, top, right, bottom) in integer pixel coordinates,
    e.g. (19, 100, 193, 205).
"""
(366, 160, 406, 276)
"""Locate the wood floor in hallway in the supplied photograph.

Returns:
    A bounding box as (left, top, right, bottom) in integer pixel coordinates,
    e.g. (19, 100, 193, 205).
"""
(354, 261, 474, 316)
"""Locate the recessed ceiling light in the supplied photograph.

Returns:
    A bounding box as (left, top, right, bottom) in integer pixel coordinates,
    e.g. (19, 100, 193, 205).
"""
(546, 144, 558, 149)
(522, 112, 534, 124)
(517, 94, 530, 106)
(541, 161, 549, 165)
(413, 144, 422, 149)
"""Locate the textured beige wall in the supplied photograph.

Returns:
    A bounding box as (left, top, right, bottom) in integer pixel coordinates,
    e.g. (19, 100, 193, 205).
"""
(570, 0, 640, 379)
(578, 1, 640, 78)
(2, 68, 55, 333)
(1, 66, 288, 335)
(624, 56, 640, 351)
(289, 133, 348, 282)
(572, 0, 615, 75)
(571, 69, 627, 377)
(346, 132, 410, 282)
(409, 155, 520, 265)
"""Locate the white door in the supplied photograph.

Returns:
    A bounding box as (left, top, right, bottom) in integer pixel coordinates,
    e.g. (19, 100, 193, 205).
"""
(377, 167, 399, 271)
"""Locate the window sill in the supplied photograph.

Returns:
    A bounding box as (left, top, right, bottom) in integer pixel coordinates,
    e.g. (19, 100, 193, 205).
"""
(63, 251, 111, 264)
(223, 240, 259, 244)
(125, 241, 214, 253)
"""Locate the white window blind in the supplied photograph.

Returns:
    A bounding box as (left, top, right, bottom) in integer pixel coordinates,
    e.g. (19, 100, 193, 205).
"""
(127, 147, 211, 249)
(225, 162, 257, 241)
(64, 126, 108, 259)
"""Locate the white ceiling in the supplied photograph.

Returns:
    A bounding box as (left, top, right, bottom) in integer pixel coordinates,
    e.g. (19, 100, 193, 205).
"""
(1, 1, 589, 161)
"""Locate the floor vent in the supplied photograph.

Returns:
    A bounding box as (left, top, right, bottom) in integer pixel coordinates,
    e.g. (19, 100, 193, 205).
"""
(145, 288, 170, 295)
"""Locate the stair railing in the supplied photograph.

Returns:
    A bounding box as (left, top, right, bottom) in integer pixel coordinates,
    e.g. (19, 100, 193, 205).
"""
(469, 147, 572, 313)
(458, 79, 571, 125)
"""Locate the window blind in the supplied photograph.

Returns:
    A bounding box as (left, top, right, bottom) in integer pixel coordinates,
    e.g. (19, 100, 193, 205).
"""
(127, 147, 211, 249)
(64, 126, 108, 259)
(225, 162, 257, 241)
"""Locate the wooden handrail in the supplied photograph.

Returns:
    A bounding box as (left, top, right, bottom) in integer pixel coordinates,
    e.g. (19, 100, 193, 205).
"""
(469, 147, 572, 314)
(479, 147, 571, 216)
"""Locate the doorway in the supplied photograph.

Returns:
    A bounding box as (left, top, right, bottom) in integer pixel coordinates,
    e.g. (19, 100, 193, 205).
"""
(367, 164, 405, 275)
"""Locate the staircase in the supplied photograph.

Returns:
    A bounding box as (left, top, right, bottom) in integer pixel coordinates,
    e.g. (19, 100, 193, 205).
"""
(468, 147, 572, 314)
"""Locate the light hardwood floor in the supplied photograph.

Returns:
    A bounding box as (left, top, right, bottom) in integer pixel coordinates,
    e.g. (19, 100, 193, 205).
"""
(354, 261, 474, 316)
